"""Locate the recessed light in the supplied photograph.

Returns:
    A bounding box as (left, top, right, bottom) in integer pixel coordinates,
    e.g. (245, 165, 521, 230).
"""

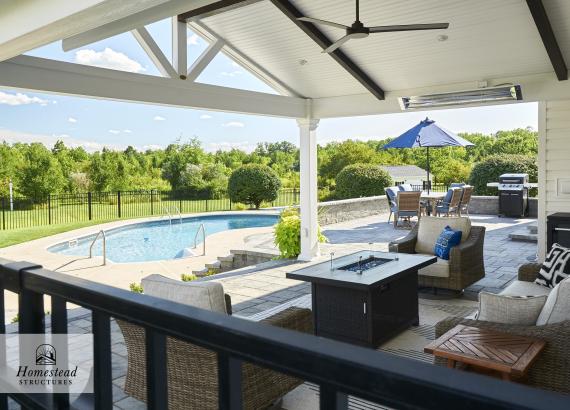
(437, 34, 449, 42)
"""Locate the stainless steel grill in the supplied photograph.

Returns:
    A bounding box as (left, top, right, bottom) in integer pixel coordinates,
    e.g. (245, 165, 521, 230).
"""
(487, 173, 537, 217)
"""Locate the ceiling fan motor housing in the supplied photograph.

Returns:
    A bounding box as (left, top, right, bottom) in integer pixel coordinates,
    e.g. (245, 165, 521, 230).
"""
(348, 20, 369, 38)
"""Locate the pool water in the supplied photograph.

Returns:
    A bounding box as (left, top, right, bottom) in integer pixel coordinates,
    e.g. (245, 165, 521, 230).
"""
(48, 214, 278, 263)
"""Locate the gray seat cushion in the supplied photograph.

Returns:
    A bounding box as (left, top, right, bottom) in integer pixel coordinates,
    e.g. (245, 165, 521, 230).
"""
(500, 280, 552, 297)
(142, 274, 228, 314)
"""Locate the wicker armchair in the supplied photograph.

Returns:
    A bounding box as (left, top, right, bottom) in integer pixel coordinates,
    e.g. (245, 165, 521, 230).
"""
(117, 306, 313, 409)
(434, 263, 570, 394)
(389, 223, 486, 291)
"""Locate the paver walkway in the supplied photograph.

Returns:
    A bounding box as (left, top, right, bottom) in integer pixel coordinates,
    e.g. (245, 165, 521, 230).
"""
(225, 214, 537, 315)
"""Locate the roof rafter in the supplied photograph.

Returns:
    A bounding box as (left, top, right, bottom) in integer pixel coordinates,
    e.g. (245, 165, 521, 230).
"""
(270, 0, 385, 100)
(526, 0, 568, 81)
(187, 38, 225, 81)
(178, 0, 263, 21)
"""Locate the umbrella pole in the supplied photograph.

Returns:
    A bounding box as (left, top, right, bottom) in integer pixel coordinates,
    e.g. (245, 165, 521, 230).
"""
(426, 146, 431, 195)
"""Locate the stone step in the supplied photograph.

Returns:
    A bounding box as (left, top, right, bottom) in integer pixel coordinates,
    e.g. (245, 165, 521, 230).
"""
(217, 254, 234, 263)
(205, 260, 221, 270)
(509, 231, 538, 243)
(527, 224, 538, 234)
(192, 267, 210, 277)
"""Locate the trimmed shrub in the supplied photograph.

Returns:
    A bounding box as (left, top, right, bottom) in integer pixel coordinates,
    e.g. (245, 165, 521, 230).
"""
(228, 164, 281, 209)
(469, 155, 537, 196)
(335, 164, 393, 199)
(129, 282, 143, 293)
(273, 207, 327, 258)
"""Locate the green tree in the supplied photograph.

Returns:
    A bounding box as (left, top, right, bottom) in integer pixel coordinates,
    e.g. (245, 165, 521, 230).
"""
(19, 143, 66, 197)
(228, 164, 281, 209)
(335, 164, 393, 199)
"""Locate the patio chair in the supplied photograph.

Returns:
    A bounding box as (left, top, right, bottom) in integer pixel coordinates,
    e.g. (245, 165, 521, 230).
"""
(393, 191, 422, 228)
(449, 182, 466, 188)
(385, 186, 399, 222)
(458, 185, 473, 216)
(388, 216, 485, 291)
(434, 263, 570, 394)
(117, 275, 312, 410)
(435, 187, 462, 217)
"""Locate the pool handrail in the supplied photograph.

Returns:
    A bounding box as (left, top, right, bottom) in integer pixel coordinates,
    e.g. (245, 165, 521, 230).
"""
(162, 205, 173, 225)
(193, 223, 206, 256)
(173, 205, 182, 223)
(89, 229, 106, 266)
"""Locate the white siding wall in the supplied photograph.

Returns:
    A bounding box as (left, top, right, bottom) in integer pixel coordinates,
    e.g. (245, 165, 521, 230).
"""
(538, 100, 570, 260)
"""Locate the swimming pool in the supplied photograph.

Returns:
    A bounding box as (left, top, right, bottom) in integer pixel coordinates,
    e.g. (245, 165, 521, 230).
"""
(48, 214, 278, 263)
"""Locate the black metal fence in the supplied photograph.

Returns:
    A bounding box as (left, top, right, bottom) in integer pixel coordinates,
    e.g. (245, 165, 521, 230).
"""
(0, 189, 300, 231)
(0, 259, 566, 410)
(394, 181, 449, 192)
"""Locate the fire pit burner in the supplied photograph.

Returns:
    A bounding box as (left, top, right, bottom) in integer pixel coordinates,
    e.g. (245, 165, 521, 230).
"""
(338, 256, 392, 273)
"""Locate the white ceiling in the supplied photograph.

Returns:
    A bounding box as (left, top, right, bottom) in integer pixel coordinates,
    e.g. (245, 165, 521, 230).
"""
(202, 0, 568, 98)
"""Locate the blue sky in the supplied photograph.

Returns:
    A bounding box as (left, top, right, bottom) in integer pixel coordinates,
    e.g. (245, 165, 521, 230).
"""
(0, 19, 538, 152)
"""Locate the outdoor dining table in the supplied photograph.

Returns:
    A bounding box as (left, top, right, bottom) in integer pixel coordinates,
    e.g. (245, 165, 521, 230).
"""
(420, 191, 446, 216)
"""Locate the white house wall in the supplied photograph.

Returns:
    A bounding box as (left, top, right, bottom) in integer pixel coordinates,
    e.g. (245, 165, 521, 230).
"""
(538, 100, 570, 260)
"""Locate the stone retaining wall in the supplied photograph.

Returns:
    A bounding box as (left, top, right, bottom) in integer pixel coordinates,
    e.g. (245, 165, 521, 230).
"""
(318, 196, 390, 225)
(316, 195, 537, 224)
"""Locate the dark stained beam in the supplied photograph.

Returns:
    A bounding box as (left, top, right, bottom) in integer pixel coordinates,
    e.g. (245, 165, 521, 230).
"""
(526, 0, 568, 81)
(270, 0, 385, 100)
(178, 0, 262, 22)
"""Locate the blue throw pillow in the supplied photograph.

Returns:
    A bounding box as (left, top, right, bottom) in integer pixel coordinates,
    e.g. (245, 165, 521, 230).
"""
(434, 226, 462, 260)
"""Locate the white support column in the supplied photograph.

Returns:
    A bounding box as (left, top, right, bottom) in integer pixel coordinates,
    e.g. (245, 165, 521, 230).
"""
(172, 17, 187, 79)
(297, 118, 320, 261)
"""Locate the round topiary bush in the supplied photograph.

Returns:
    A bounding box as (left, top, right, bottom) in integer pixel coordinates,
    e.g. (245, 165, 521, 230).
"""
(335, 164, 393, 199)
(228, 164, 281, 209)
(469, 154, 538, 196)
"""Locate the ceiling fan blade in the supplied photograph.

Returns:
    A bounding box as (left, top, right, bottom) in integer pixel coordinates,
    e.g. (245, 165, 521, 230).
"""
(322, 34, 353, 54)
(298, 16, 348, 30)
(369, 23, 449, 33)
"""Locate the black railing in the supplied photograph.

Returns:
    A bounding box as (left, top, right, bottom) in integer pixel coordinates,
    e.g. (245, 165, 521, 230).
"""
(0, 189, 300, 231)
(0, 259, 567, 410)
(394, 181, 449, 192)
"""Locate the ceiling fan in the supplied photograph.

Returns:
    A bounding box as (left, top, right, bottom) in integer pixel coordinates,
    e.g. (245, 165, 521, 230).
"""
(298, 0, 449, 54)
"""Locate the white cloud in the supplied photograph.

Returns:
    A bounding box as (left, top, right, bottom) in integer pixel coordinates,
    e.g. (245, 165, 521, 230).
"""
(220, 70, 243, 77)
(0, 91, 50, 106)
(142, 144, 163, 151)
(123, 129, 132, 133)
(222, 121, 245, 128)
(187, 34, 200, 45)
(153, 115, 166, 121)
(75, 47, 145, 73)
(68, 117, 77, 123)
(200, 114, 213, 120)
(108, 129, 121, 134)
(0, 128, 120, 152)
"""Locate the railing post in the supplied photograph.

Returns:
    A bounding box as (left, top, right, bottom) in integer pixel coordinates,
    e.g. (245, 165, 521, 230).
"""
(88, 192, 92, 220)
(206, 199, 209, 212)
(150, 190, 154, 216)
(218, 353, 242, 410)
(319, 386, 348, 410)
(92, 311, 113, 409)
(48, 194, 52, 225)
(15, 262, 45, 334)
(117, 191, 122, 218)
(1, 197, 5, 231)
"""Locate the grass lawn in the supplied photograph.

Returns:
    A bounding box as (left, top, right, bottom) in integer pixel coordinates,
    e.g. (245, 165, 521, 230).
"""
(0, 220, 116, 248)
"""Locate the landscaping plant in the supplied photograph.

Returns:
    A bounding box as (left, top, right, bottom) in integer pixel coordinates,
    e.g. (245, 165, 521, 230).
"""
(274, 207, 327, 258)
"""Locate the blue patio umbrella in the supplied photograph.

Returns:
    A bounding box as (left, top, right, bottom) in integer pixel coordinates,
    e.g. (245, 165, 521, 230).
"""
(383, 118, 474, 193)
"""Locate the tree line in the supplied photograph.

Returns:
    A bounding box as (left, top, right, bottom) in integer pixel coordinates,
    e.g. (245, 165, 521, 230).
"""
(0, 127, 537, 200)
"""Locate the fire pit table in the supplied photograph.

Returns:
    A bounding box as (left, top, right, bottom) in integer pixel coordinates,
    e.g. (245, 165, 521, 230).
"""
(287, 251, 436, 348)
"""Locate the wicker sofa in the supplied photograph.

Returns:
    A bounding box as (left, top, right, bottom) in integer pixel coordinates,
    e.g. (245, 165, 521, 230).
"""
(117, 275, 313, 409)
(434, 263, 570, 394)
(388, 216, 485, 291)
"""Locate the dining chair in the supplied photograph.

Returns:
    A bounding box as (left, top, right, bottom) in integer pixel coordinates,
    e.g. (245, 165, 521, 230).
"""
(394, 191, 422, 228)
(385, 186, 400, 222)
(435, 188, 462, 217)
(458, 185, 473, 216)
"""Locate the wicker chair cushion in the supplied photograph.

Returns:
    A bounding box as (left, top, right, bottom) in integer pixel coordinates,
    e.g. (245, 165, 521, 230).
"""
(418, 258, 450, 278)
(536, 278, 570, 325)
(478, 292, 547, 325)
(500, 280, 551, 297)
(415, 216, 471, 254)
(142, 274, 228, 314)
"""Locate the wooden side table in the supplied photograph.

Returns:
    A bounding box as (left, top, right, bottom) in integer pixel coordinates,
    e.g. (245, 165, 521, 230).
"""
(424, 325, 546, 381)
